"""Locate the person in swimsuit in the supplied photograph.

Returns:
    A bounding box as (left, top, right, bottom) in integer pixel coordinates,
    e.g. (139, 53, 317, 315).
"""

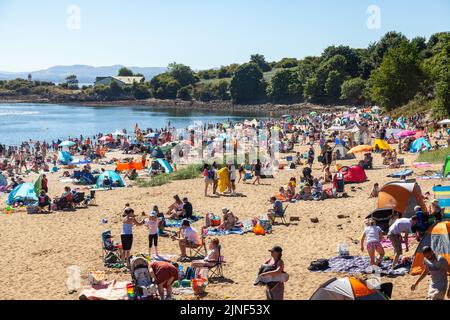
(121, 208, 144, 265)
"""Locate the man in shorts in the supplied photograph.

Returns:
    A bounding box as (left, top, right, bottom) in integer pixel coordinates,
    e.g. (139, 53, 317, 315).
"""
(388, 213, 418, 269)
(411, 246, 450, 300)
(172, 220, 201, 262)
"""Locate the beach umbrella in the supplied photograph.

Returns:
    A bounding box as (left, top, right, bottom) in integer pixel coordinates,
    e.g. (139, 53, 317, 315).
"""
(112, 130, 126, 136)
(59, 141, 75, 147)
(397, 130, 416, 138)
(347, 145, 373, 154)
(438, 119, 450, 125)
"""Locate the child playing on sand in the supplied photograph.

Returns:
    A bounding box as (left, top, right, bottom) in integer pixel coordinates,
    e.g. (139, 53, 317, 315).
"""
(360, 218, 385, 266)
(145, 211, 159, 257)
(369, 183, 380, 198)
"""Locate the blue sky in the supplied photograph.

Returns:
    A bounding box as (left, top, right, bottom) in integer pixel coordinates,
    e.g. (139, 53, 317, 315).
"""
(0, 0, 449, 71)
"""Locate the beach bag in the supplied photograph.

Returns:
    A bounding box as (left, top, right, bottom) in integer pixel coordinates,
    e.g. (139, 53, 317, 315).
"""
(253, 224, 266, 236)
(184, 267, 196, 281)
(308, 259, 329, 271)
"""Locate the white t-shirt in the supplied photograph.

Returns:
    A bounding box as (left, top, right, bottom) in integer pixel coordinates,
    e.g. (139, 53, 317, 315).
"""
(230, 166, 236, 180)
(389, 218, 412, 235)
(182, 226, 201, 245)
(364, 225, 383, 243)
(145, 218, 158, 235)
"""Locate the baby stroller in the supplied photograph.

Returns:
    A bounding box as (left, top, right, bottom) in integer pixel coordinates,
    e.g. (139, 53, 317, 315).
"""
(129, 256, 159, 300)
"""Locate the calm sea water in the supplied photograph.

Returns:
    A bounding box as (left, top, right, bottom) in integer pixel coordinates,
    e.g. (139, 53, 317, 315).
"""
(0, 103, 267, 146)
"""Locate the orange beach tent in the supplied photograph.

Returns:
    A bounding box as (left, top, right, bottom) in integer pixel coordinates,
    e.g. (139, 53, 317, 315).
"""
(410, 221, 450, 276)
(310, 277, 390, 300)
(377, 182, 428, 218)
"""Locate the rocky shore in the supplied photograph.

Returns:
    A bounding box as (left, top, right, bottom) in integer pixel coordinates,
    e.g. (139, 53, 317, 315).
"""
(0, 95, 349, 115)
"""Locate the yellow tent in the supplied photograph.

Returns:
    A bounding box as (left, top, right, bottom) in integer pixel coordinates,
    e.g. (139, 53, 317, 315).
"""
(373, 139, 393, 152)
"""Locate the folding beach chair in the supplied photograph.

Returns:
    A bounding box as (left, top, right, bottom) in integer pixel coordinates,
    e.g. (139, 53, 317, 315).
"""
(432, 186, 450, 220)
(208, 245, 225, 280)
(273, 204, 289, 224)
(188, 236, 208, 259)
(101, 231, 123, 266)
(85, 190, 96, 206)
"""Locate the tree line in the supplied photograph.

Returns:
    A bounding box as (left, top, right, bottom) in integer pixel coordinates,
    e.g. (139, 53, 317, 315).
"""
(0, 31, 448, 117)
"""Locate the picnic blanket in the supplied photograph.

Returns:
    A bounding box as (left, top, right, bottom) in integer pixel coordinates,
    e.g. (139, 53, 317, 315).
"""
(79, 280, 128, 300)
(381, 235, 416, 250)
(165, 216, 202, 228)
(206, 227, 245, 236)
(312, 256, 410, 276)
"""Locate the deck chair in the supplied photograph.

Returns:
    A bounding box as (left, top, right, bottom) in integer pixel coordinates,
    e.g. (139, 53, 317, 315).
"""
(188, 236, 207, 259)
(73, 192, 86, 208)
(432, 185, 450, 220)
(101, 231, 123, 266)
(208, 245, 225, 280)
(273, 204, 289, 224)
(85, 190, 96, 206)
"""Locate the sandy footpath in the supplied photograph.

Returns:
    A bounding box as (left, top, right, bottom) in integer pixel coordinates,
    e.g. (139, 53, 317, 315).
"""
(0, 144, 445, 300)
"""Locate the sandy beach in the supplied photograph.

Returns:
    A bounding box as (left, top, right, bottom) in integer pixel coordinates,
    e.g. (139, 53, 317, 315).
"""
(0, 143, 444, 300)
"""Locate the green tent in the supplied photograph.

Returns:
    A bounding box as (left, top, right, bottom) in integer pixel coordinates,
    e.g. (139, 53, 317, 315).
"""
(444, 156, 450, 178)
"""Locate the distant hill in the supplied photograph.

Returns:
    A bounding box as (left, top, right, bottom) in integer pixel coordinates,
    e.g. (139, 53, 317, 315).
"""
(0, 65, 167, 84)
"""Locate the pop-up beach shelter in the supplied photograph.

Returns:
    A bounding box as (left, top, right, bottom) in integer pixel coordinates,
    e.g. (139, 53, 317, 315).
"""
(410, 221, 450, 276)
(6, 183, 38, 205)
(96, 171, 125, 188)
(337, 166, 367, 183)
(373, 139, 393, 152)
(310, 277, 389, 300)
(377, 182, 428, 218)
(409, 138, 431, 153)
(443, 156, 450, 178)
(58, 151, 73, 165)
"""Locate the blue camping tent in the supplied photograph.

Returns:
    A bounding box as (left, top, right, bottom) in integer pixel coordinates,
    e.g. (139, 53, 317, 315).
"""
(0, 173, 7, 187)
(410, 138, 432, 153)
(96, 171, 125, 188)
(58, 151, 73, 165)
(6, 183, 38, 205)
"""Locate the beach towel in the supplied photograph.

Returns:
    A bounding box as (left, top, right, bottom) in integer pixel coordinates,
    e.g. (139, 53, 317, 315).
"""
(388, 169, 413, 178)
(165, 216, 202, 228)
(311, 256, 410, 276)
(206, 227, 245, 236)
(79, 280, 128, 300)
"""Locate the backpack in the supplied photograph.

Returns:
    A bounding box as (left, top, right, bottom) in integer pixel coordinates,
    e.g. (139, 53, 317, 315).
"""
(207, 170, 214, 180)
(308, 259, 329, 271)
(184, 267, 196, 280)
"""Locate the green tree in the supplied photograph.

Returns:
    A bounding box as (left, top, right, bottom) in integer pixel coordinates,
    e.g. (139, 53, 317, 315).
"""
(250, 54, 272, 72)
(177, 86, 193, 101)
(168, 63, 199, 87)
(64, 74, 79, 90)
(325, 70, 344, 100)
(371, 31, 408, 67)
(109, 81, 123, 97)
(340, 77, 367, 104)
(118, 67, 134, 76)
(230, 63, 265, 104)
(268, 68, 302, 102)
(432, 70, 450, 117)
(369, 42, 425, 111)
